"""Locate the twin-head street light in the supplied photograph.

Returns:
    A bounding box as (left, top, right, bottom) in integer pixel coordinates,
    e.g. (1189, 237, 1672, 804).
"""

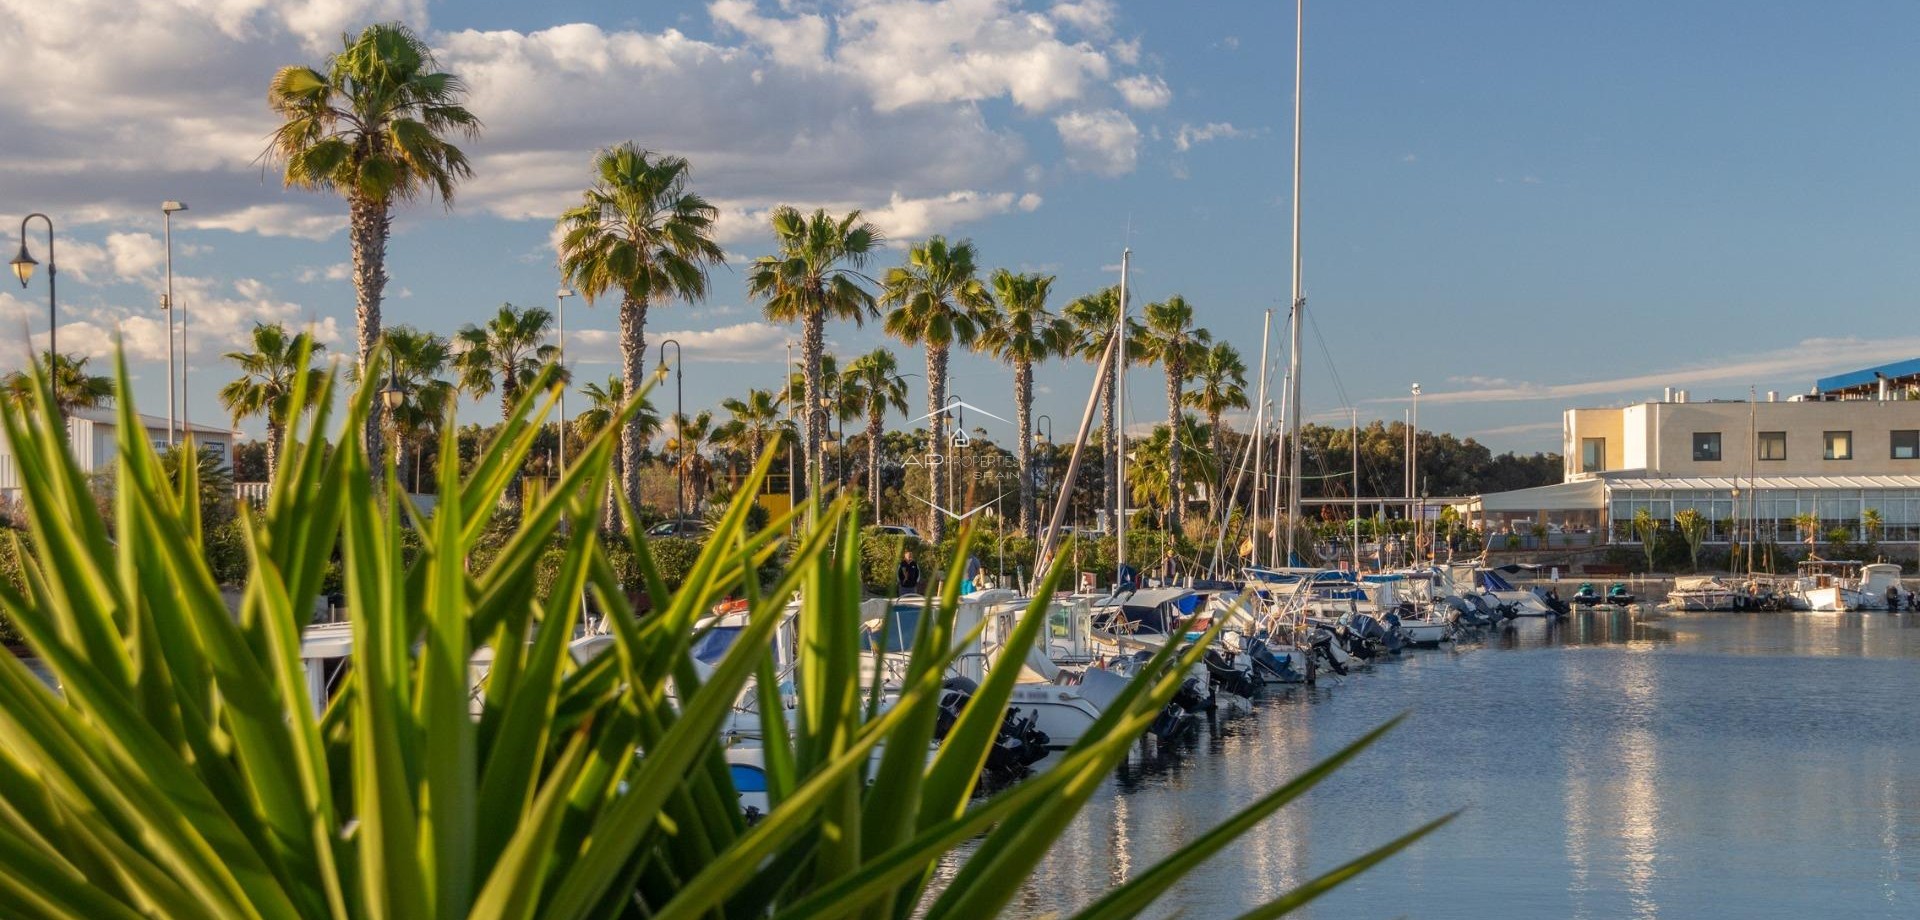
(657, 338, 684, 520)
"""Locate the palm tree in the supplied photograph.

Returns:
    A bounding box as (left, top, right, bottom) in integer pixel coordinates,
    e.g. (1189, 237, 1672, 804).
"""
(557, 143, 725, 524)
(841, 349, 910, 522)
(217, 323, 326, 485)
(1134, 296, 1211, 534)
(1065, 286, 1136, 527)
(2, 352, 114, 415)
(787, 353, 864, 491)
(880, 236, 993, 543)
(714, 389, 792, 479)
(1185, 341, 1249, 521)
(573, 375, 659, 527)
(664, 410, 716, 513)
(265, 22, 479, 460)
(453, 303, 565, 510)
(382, 325, 455, 492)
(747, 207, 881, 493)
(979, 270, 1070, 539)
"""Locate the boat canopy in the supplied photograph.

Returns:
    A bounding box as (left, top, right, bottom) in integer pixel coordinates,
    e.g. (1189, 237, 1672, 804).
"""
(1455, 478, 1605, 514)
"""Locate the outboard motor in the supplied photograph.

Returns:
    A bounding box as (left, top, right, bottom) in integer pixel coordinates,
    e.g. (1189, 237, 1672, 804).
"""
(1243, 632, 1308, 683)
(938, 676, 1051, 776)
(1205, 646, 1261, 699)
(1379, 611, 1409, 655)
(1305, 628, 1348, 675)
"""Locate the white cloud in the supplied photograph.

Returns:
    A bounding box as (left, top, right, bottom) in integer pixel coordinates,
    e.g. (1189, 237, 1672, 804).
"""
(866, 190, 1028, 239)
(1113, 73, 1171, 110)
(194, 205, 345, 241)
(568, 320, 786, 365)
(1174, 121, 1253, 151)
(709, 0, 830, 68)
(5, 274, 340, 370)
(1390, 337, 1920, 407)
(1054, 108, 1139, 177)
(297, 262, 352, 283)
(1017, 192, 1043, 211)
(837, 0, 1111, 113)
(1049, 0, 1115, 36)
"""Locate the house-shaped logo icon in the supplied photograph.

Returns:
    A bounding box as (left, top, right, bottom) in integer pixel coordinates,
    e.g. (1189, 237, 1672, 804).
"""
(905, 400, 1013, 521)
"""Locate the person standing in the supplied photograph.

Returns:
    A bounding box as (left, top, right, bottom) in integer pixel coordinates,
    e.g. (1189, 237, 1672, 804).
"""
(897, 550, 921, 595)
(961, 552, 981, 594)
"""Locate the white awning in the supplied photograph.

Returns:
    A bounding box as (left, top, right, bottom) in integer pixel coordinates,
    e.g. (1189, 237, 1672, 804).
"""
(1599, 474, 1920, 491)
(1456, 478, 1606, 514)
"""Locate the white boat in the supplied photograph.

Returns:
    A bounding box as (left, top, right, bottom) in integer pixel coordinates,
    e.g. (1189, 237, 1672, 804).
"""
(1791, 560, 1873, 612)
(1667, 576, 1743, 611)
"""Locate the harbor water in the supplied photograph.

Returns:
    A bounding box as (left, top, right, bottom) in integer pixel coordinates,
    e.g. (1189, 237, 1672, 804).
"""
(989, 610, 1920, 919)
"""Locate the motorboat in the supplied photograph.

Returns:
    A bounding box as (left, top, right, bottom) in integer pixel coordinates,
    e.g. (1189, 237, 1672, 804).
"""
(1667, 576, 1743, 611)
(1790, 560, 1871, 612)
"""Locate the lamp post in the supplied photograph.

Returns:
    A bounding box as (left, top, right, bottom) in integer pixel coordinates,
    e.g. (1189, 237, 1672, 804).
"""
(1410, 382, 1422, 560)
(1037, 413, 1053, 503)
(945, 394, 962, 523)
(161, 201, 187, 446)
(555, 286, 575, 474)
(10, 213, 57, 395)
(657, 338, 684, 520)
(379, 345, 405, 469)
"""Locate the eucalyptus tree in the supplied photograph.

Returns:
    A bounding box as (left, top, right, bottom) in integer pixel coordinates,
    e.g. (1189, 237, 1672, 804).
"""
(265, 22, 479, 459)
(881, 236, 993, 543)
(842, 348, 910, 522)
(216, 323, 326, 485)
(557, 143, 724, 521)
(1, 353, 113, 416)
(1134, 295, 1211, 534)
(1185, 341, 1249, 520)
(453, 303, 566, 510)
(979, 270, 1071, 538)
(747, 207, 881, 492)
(714, 388, 793, 481)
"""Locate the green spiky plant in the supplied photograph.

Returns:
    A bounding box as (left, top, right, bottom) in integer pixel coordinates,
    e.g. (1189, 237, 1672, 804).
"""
(0, 348, 1447, 919)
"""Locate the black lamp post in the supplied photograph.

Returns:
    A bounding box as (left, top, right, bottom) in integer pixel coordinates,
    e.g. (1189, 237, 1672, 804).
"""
(1037, 413, 1053, 499)
(11, 213, 57, 378)
(657, 338, 684, 520)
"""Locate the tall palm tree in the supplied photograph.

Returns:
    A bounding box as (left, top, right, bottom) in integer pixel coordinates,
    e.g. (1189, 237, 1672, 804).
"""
(217, 323, 326, 485)
(664, 410, 716, 512)
(979, 270, 1070, 539)
(747, 207, 881, 492)
(557, 143, 724, 524)
(1185, 341, 1249, 520)
(1135, 296, 1211, 534)
(572, 375, 659, 528)
(1065, 286, 1135, 527)
(714, 388, 792, 478)
(787, 353, 862, 490)
(381, 325, 455, 492)
(265, 22, 479, 461)
(2, 352, 114, 415)
(453, 303, 565, 510)
(881, 236, 993, 543)
(842, 348, 910, 523)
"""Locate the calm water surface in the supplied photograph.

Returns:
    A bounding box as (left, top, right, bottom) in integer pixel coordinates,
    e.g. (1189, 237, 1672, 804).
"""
(992, 610, 1920, 919)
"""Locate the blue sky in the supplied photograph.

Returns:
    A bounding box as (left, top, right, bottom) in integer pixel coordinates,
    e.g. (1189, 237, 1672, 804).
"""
(2, 0, 1915, 453)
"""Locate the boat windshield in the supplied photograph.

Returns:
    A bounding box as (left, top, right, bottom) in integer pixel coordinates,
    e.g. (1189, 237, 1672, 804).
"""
(691, 626, 747, 666)
(862, 604, 922, 654)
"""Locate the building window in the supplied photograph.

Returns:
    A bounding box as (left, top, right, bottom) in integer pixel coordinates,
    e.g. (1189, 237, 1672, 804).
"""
(1581, 437, 1605, 472)
(1894, 430, 1919, 460)
(1758, 431, 1787, 461)
(1692, 432, 1722, 462)
(1824, 431, 1853, 460)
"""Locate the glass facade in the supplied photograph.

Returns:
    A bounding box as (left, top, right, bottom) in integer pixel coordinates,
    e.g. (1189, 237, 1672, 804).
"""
(1610, 486, 1920, 542)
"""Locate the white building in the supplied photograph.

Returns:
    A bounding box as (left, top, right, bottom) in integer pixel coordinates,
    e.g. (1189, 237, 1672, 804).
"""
(1459, 365, 1920, 545)
(0, 408, 237, 497)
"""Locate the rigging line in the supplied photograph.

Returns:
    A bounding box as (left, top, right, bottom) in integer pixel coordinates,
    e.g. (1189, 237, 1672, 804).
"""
(1304, 305, 1351, 412)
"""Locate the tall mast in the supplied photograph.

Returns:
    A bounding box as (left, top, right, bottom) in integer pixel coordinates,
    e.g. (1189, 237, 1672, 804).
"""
(1273, 368, 1289, 569)
(1352, 407, 1361, 573)
(1115, 247, 1131, 582)
(1283, 0, 1306, 568)
(1250, 309, 1272, 567)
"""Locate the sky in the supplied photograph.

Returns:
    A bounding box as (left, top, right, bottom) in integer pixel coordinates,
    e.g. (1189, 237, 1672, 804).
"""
(1, 0, 1915, 454)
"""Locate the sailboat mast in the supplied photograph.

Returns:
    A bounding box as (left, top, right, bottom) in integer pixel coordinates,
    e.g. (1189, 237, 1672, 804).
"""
(1250, 309, 1272, 567)
(1273, 370, 1290, 569)
(1283, 0, 1306, 568)
(1115, 247, 1131, 582)
(1352, 407, 1361, 574)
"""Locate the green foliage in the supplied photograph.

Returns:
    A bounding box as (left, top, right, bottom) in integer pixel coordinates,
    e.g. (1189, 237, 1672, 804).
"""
(0, 351, 1443, 918)
(1673, 508, 1708, 572)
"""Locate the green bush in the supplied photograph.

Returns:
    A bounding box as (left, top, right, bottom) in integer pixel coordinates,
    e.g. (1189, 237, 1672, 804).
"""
(647, 536, 704, 591)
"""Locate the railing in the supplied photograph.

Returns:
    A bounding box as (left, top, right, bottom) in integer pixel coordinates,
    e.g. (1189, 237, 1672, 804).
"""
(235, 482, 271, 506)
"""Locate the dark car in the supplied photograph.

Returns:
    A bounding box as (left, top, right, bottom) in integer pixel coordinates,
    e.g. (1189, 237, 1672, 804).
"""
(646, 519, 709, 539)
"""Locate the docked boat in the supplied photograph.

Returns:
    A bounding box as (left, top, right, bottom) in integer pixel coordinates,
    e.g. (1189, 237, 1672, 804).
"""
(1790, 560, 1903, 611)
(1667, 576, 1743, 611)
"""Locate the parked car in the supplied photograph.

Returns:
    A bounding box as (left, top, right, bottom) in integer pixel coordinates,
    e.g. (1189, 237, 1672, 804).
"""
(646, 519, 709, 539)
(874, 524, 923, 540)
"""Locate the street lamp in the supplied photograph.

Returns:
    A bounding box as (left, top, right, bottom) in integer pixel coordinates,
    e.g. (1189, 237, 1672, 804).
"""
(1036, 413, 1053, 515)
(555, 286, 574, 474)
(11, 213, 56, 384)
(657, 338, 684, 520)
(162, 201, 188, 447)
(1410, 382, 1422, 559)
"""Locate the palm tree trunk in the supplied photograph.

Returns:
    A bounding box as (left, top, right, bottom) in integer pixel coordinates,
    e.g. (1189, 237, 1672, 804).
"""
(619, 293, 649, 530)
(868, 410, 884, 524)
(348, 193, 390, 467)
(927, 343, 948, 545)
(1015, 358, 1034, 540)
(1165, 365, 1183, 535)
(266, 420, 284, 492)
(1099, 361, 1115, 531)
(1207, 409, 1225, 522)
(502, 391, 521, 513)
(802, 312, 826, 499)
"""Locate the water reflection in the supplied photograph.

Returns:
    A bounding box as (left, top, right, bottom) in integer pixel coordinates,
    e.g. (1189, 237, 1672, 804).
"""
(996, 611, 1920, 919)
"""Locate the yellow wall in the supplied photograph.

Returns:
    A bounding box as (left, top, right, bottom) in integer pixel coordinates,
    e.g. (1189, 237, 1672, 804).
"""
(1563, 408, 1627, 477)
(1564, 399, 1920, 478)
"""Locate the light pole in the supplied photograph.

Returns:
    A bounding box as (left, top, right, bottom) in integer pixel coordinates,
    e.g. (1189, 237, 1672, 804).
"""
(945, 394, 962, 523)
(10, 213, 57, 395)
(555, 286, 574, 474)
(1410, 382, 1422, 561)
(161, 201, 187, 446)
(1036, 413, 1053, 509)
(657, 338, 684, 520)
(379, 343, 406, 468)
